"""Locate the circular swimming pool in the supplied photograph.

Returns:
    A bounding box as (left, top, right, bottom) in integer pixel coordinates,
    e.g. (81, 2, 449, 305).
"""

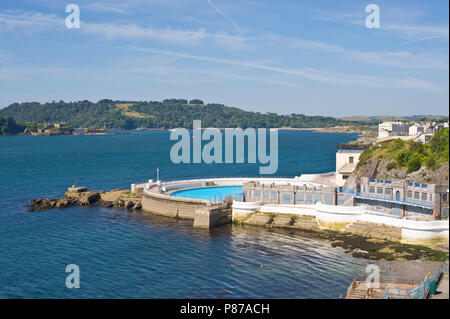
(170, 186, 242, 201)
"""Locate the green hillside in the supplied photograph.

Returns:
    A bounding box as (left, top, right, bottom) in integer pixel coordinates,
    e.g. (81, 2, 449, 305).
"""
(0, 99, 353, 129)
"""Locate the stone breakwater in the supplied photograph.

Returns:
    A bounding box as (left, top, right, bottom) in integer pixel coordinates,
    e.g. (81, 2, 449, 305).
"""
(27, 189, 142, 212)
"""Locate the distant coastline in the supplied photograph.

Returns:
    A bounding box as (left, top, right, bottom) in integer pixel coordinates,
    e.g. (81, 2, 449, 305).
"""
(0, 99, 379, 133)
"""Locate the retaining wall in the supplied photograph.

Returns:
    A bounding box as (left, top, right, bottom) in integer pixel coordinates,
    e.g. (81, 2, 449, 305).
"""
(141, 192, 209, 219)
(232, 201, 449, 245)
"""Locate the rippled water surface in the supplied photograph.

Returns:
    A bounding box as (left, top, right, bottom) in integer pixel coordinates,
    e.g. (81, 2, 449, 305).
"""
(0, 130, 369, 298)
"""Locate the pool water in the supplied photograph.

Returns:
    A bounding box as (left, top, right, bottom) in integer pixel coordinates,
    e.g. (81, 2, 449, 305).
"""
(171, 186, 243, 201)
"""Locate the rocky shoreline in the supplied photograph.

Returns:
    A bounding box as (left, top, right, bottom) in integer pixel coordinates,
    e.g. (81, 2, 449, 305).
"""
(27, 189, 142, 212)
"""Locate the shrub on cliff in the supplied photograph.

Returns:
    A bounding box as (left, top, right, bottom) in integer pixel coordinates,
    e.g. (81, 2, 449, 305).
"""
(430, 127, 449, 162)
(356, 127, 449, 176)
(386, 162, 397, 170)
(407, 153, 422, 173)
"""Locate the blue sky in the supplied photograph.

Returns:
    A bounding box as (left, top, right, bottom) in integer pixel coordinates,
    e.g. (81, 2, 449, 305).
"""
(0, 0, 448, 116)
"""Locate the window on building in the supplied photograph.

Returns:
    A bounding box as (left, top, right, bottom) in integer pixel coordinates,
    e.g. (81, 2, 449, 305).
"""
(430, 194, 433, 201)
(422, 184, 428, 189)
(407, 191, 412, 198)
(282, 194, 291, 204)
(414, 192, 420, 199)
(408, 182, 413, 187)
(254, 190, 261, 198)
(369, 187, 375, 193)
(377, 187, 383, 194)
(296, 193, 304, 201)
(415, 183, 420, 188)
(313, 194, 322, 203)
(443, 208, 449, 218)
(385, 188, 391, 195)
(443, 194, 448, 202)
(306, 193, 312, 203)
(377, 179, 383, 183)
(324, 194, 333, 205)
(349, 157, 354, 164)
(421, 193, 427, 201)
(385, 180, 392, 184)
(271, 192, 278, 199)
(263, 191, 269, 200)
(343, 175, 349, 180)
(370, 178, 375, 183)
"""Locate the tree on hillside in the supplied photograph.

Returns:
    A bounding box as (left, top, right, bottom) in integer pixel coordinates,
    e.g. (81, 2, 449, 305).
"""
(0, 116, 26, 135)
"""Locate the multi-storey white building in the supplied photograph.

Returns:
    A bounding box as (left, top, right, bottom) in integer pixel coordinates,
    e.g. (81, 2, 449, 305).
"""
(378, 121, 410, 138)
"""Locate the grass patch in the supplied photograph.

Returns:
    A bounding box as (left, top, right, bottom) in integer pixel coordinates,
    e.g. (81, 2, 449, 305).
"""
(122, 190, 132, 197)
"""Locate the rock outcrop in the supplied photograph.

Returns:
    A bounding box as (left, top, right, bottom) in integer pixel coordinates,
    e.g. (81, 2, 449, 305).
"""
(27, 190, 142, 212)
(353, 156, 449, 185)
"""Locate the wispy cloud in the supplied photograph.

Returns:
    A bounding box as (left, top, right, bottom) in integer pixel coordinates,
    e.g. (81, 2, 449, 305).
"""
(385, 24, 449, 44)
(0, 12, 61, 33)
(266, 34, 449, 71)
(95, 43, 441, 91)
(207, 0, 243, 34)
(0, 11, 247, 49)
(0, 8, 445, 92)
(83, 2, 129, 14)
(385, 24, 449, 37)
(401, 34, 448, 45)
(82, 22, 246, 48)
(101, 57, 297, 88)
(303, 4, 449, 45)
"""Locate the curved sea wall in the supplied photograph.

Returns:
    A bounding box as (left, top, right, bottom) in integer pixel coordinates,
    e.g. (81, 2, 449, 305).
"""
(232, 201, 263, 218)
(142, 176, 318, 218)
(315, 203, 366, 227)
(141, 185, 232, 228)
(141, 190, 209, 219)
(358, 214, 449, 245)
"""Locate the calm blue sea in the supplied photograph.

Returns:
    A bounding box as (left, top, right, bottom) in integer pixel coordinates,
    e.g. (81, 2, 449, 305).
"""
(0, 130, 370, 298)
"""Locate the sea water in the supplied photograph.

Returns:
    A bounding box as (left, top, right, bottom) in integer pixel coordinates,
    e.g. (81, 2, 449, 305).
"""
(0, 130, 370, 298)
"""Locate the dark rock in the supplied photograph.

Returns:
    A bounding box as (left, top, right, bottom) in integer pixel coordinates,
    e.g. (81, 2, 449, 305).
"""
(77, 191, 101, 205)
(27, 189, 142, 212)
(103, 201, 114, 208)
(126, 200, 135, 209)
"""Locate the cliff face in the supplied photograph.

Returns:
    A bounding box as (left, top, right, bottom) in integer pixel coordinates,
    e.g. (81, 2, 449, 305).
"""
(353, 157, 449, 185)
(350, 129, 449, 186)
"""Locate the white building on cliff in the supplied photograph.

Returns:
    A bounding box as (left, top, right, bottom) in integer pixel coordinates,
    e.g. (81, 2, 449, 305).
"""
(378, 121, 410, 139)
